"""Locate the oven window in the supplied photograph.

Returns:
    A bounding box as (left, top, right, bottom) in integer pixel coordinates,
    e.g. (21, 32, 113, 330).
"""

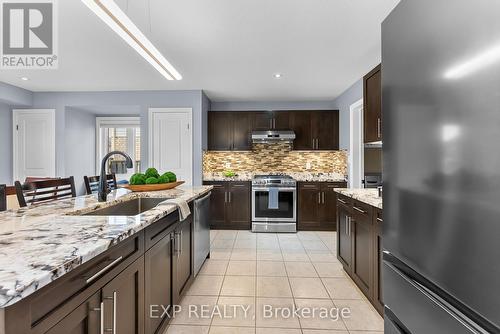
(254, 190, 294, 219)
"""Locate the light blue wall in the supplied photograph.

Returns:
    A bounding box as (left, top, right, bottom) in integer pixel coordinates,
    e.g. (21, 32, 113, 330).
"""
(0, 103, 13, 184)
(0, 82, 34, 184)
(332, 79, 363, 150)
(0, 82, 33, 106)
(65, 108, 96, 195)
(211, 100, 335, 111)
(32, 90, 207, 185)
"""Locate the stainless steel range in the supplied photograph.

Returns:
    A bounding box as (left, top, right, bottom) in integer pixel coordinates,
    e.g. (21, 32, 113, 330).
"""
(251, 175, 297, 233)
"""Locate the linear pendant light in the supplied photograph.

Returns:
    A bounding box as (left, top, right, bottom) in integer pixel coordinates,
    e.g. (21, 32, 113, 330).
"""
(81, 0, 182, 80)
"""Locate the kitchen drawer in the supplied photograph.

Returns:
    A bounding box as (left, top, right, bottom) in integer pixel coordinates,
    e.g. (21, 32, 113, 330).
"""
(337, 194, 352, 207)
(352, 200, 373, 219)
(145, 210, 179, 250)
(29, 232, 144, 327)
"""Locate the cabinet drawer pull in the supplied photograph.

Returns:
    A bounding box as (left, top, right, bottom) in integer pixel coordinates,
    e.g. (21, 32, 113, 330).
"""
(85, 256, 123, 284)
(338, 198, 347, 204)
(377, 217, 383, 222)
(353, 206, 366, 214)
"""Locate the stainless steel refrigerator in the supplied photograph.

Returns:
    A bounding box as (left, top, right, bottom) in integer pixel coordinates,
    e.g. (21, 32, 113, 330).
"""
(382, 0, 500, 333)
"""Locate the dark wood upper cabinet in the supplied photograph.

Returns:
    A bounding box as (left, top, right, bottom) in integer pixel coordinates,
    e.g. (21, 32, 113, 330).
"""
(298, 182, 346, 231)
(208, 110, 338, 151)
(314, 111, 339, 150)
(364, 64, 382, 143)
(208, 112, 232, 150)
(252, 111, 274, 130)
(208, 111, 252, 151)
(289, 111, 314, 150)
(232, 112, 253, 150)
(289, 111, 339, 150)
(252, 111, 290, 130)
(273, 111, 290, 130)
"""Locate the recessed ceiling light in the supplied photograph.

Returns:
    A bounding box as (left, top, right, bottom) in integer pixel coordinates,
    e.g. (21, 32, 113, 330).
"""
(274, 73, 282, 79)
(21, 77, 29, 81)
(81, 0, 182, 80)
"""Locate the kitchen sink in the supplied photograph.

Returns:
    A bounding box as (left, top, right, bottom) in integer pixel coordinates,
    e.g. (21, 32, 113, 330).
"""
(82, 198, 169, 216)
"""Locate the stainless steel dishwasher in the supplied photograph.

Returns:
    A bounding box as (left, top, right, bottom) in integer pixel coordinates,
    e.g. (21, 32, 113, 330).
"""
(193, 192, 211, 276)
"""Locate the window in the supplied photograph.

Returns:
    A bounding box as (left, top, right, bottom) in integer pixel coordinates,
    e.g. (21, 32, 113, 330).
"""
(96, 117, 141, 181)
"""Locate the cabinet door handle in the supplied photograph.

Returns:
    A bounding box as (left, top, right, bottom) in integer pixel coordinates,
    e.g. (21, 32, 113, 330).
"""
(348, 217, 352, 236)
(85, 256, 123, 284)
(377, 118, 381, 138)
(228, 191, 231, 203)
(224, 191, 227, 203)
(322, 192, 325, 204)
(312, 138, 315, 148)
(270, 119, 273, 129)
(99, 302, 105, 334)
(353, 206, 366, 214)
(318, 192, 321, 204)
(102, 292, 116, 334)
(316, 139, 320, 149)
(174, 231, 182, 257)
(377, 217, 383, 222)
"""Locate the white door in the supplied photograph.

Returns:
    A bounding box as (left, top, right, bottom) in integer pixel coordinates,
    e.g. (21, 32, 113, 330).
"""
(149, 108, 192, 185)
(13, 109, 56, 182)
(349, 100, 364, 188)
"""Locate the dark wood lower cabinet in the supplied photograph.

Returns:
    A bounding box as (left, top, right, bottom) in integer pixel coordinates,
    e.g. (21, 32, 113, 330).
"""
(373, 208, 384, 314)
(351, 206, 373, 299)
(203, 181, 251, 230)
(2, 200, 202, 334)
(337, 195, 383, 316)
(44, 292, 101, 334)
(102, 257, 145, 334)
(145, 231, 173, 334)
(173, 218, 193, 303)
(298, 182, 347, 231)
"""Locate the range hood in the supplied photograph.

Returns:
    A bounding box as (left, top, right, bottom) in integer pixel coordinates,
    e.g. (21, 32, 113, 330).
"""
(251, 130, 296, 143)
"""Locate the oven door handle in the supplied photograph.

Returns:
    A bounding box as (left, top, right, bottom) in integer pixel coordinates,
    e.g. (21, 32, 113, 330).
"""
(252, 187, 297, 192)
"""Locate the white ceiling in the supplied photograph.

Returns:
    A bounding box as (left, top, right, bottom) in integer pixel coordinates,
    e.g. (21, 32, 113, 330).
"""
(0, 0, 399, 101)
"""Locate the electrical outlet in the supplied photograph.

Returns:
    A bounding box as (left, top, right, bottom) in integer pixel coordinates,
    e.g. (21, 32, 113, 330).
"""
(306, 162, 311, 170)
(225, 162, 231, 169)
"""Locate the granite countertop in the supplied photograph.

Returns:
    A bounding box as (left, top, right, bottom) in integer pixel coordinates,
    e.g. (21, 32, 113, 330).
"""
(203, 172, 347, 182)
(0, 185, 212, 308)
(334, 188, 383, 209)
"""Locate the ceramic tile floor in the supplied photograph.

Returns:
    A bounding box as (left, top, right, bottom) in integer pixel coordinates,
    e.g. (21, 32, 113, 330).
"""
(165, 230, 383, 334)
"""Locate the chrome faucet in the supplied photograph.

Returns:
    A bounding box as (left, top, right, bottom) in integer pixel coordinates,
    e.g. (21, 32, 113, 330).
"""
(98, 151, 133, 202)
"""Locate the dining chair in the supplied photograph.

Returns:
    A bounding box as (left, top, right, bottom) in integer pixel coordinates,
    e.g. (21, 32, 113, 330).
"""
(0, 184, 6, 212)
(15, 176, 77, 207)
(83, 173, 117, 195)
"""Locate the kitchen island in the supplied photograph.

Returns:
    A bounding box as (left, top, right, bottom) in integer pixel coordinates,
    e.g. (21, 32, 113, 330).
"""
(335, 188, 383, 315)
(0, 185, 212, 334)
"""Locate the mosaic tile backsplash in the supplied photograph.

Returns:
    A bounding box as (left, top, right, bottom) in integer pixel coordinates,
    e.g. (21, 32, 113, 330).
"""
(203, 143, 348, 175)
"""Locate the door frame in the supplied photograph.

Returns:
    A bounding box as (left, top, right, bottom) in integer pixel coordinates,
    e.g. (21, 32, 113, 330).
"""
(12, 109, 56, 183)
(148, 108, 193, 185)
(349, 99, 364, 188)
